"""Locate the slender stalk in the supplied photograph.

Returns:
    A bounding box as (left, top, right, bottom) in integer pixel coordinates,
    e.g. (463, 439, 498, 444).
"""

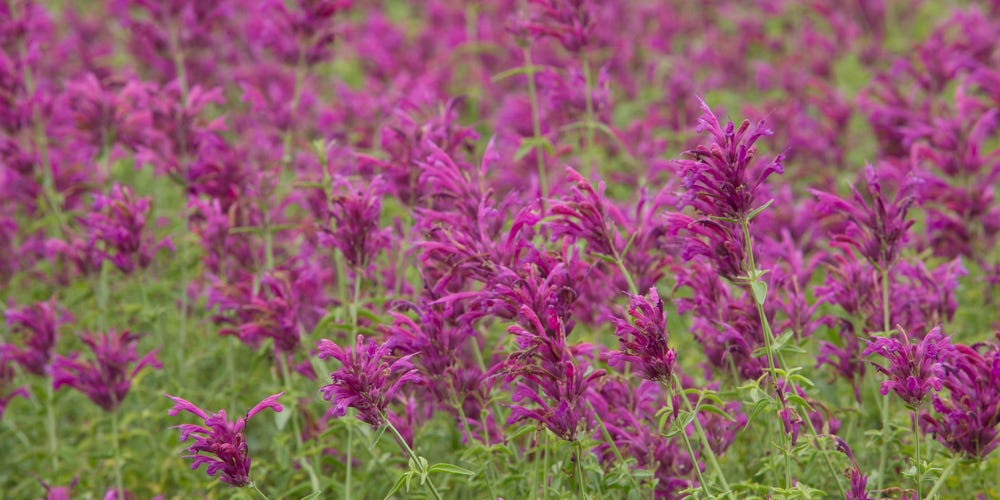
(575, 439, 587, 499)
(521, 46, 549, 206)
(345, 424, 353, 500)
(925, 456, 959, 499)
(281, 45, 308, 168)
(580, 50, 597, 179)
(250, 481, 270, 500)
(279, 360, 321, 494)
(876, 267, 893, 491)
(383, 418, 443, 500)
(739, 217, 847, 496)
(913, 411, 922, 499)
(679, 425, 710, 495)
(671, 373, 731, 496)
(350, 274, 362, 334)
(45, 382, 58, 470)
(739, 219, 791, 489)
(587, 400, 643, 492)
(111, 409, 124, 499)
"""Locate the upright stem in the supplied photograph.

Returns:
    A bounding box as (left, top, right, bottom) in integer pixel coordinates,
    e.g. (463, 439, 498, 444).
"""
(925, 456, 959, 499)
(913, 410, 922, 499)
(876, 267, 893, 491)
(282, 46, 308, 168)
(111, 409, 124, 499)
(679, 425, 710, 495)
(739, 217, 847, 496)
(575, 439, 586, 499)
(345, 424, 353, 500)
(383, 419, 443, 500)
(580, 50, 597, 179)
(250, 481, 270, 500)
(671, 374, 731, 496)
(46, 383, 58, 470)
(521, 46, 549, 206)
(279, 360, 321, 494)
(739, 218, 791, 489)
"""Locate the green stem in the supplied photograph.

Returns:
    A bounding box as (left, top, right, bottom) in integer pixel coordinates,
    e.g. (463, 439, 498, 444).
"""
(111, 409, 124, 499)
(925, 456, 959, 499)
(281, 45, 308, 168)
(739, 216, 847, 496)
(914, 411, 922, 499)
(581, 50, 597, 179)
(671, 374, 731, 496)
(345, 424, 353, 500)
(383, 418, 443, 500)
(279, 360, 321, 494)
(575, 439, 587, 499)
(521, 46, 549, 206)
(739, 218, 791, 489)
(46, 382, 58, 470)
(679, 423, 710, 495)
(250, 481, 270, 500)
(587, 400, 643, 492)
(350, 273, 362, 334)
(876, 267, 893, 491)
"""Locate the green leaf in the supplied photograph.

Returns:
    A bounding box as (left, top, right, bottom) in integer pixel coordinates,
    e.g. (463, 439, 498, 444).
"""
(514, 136, 555, 161)
(750, 280, 768, 305)
(274, 408, 292, 431)
(384, 471, 412, 499)
(491, 64, 546, 82)
(428, 463, 476, 476)
(747, 198, 775, 220)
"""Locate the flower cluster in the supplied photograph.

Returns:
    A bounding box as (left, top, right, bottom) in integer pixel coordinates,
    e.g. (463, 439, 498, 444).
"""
(607, 288, 676, 383)
(166, 393, 284, 487)
(317, 335, 420, 427)
(52, 330, 162, 412)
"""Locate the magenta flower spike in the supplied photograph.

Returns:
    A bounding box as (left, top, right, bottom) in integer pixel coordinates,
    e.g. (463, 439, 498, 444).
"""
(4, 299, 72, 376)
(165, 392, 285, 487)
(51, 330, 162, 412)
(675, 98, 784, 222)
(864, 326, 955, 409)
(317, 335, 421, 427)
(811, 165, 917, 272)
(608, 288, 676, 383)
(922, 335, 1000, 459)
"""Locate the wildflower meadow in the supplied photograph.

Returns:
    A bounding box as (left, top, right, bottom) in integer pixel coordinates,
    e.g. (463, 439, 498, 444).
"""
(3, 0, 1000, 498)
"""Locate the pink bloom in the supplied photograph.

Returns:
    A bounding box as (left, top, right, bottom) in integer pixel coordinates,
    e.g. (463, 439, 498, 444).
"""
(317, 335, 421, 427)
(166, 392, 284, 487)
(52, 330, 161, 412)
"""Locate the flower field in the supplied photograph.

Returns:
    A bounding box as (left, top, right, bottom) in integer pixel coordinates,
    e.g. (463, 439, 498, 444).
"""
(2, 0, 999, 498)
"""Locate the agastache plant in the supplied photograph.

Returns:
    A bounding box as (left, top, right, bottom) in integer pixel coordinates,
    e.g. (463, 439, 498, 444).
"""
(165, 392, 284, 490)
(4, 298, 71, 376)
(51, 329, 161, 412)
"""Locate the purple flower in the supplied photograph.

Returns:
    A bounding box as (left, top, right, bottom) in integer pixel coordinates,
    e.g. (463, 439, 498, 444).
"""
(516, 0, 594, 52)
(607, 288, 676, 383)
(316, 335, 421, 427)
(4, 299, 72, 376)
(864, 326, 955, 409)
(811, 164, 917, 272)
(52, 184, 173, 275)
(665, 213, 746, 283)
(319, 176, 391, 272)
(921, 335, 1000, 459)
(52, 330, 162, 412)
(674, 98, 784, 222)
(549, 168, 623, 258)
(165, 392, 284, 487)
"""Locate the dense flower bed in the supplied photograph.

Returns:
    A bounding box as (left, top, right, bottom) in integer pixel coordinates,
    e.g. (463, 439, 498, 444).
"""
(2, 1, 999, 498)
